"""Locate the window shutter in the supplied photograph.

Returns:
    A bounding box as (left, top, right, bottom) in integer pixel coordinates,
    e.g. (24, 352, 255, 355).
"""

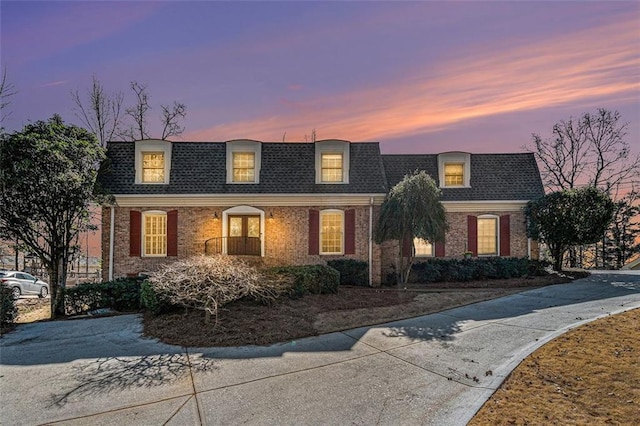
(402, 236, 412, 257)
(500, 214, 510, 256)
(129, 211, 142, 257)
(309, 209, 319, 255)
(467, 215, 478, 256)
(167, 210, 178, 256)
(435, 241, 445, 257)
(344, 209, 356, 255)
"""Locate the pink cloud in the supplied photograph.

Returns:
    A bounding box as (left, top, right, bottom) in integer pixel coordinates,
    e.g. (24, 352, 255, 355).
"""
(184, 16, 639, 143)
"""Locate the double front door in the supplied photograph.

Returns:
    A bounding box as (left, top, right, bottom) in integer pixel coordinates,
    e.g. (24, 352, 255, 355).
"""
(228, 215, 261, 255)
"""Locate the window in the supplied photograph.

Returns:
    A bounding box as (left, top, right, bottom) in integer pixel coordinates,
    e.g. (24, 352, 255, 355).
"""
(477, 217, 498, 256)
(444, 163, 464, 186)
(321, 153, 343, 182)
(226, 140, 262, 183)
(315, 140, 350, 184)
(134, 139, 172, 184)
(437, 152, 470, 187)
(142, 152, 165, 183)
(413, 238, 433, 257)
(232, 152, 255, 182)
(143, 213, 167, 256)
(320, 210, 343, 254)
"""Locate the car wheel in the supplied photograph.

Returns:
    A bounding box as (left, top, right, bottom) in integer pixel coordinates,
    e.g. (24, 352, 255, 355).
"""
(12, 287, 21, 300)
(39, 286, 49, 298)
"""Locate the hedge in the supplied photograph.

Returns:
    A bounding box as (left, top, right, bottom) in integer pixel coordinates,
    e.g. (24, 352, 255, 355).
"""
(266, 265, 340, 297)
(64, 277, 144, 315)
(408, 258, 549, 284)
(327, 259, 369, 286)
(1, 287, 17, 325)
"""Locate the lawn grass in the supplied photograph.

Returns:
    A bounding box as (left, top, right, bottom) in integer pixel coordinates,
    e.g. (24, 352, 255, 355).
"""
(470, 307, 640, 425)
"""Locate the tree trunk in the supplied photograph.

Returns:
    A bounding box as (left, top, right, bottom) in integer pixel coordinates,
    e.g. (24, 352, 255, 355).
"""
(551, 245, 564, 272)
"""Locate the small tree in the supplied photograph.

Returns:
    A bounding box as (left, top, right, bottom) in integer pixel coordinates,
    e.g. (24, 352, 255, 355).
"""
(525, 186, 615, 272)
(0, 115, 106, 317)
(374, 170, 447, 285)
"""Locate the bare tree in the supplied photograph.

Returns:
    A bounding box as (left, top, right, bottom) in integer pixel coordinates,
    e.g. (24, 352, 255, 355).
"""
(527, 109, 640, 268)
(71, 75, 124, 147)
(160, 101, 186, 140)
(120, 81, 151, 140)
(304, 128, 317, 142)
(0, 67, 17, 119)
(528, 109, 639, 193)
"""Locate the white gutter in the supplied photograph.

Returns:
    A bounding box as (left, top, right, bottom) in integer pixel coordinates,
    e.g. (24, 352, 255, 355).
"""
(527, 237, 532, 260)
(369, 197, 373, 287)
(108, 206, 115, 281)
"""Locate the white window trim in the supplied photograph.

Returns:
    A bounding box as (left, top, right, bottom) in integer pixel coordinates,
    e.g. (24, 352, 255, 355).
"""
(315, 140, 350, 184)
(477, 214, 500, 257)
(142, 210, 168, 257)
(135, 139, 172, 185)
(413, 237, 434, 257)
(319, 209, 344, 255)
(226, 140, 262, 184)
(437, 152, 471, 188)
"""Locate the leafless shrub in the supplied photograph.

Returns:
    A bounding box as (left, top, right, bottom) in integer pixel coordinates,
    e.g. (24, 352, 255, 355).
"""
(147, 256, 291, 324)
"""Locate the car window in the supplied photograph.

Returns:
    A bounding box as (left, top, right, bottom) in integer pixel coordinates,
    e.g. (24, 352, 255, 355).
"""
(0, 272, 6, 277)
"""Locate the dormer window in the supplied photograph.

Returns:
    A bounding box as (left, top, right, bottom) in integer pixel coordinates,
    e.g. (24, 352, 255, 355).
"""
(226, 140, 262, 184)
(142, 152, 165, 183)
(444, 163, 464, 186)
(437, 152, 471, 188)
(321, 153, 343, 182)
(135, 139, 172, 184)
(232, 152, 255, 182)
(315, 139, 350, 184)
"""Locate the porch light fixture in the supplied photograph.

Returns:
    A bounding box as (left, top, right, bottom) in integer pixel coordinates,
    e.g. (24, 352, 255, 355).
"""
(269, 212, 274, 220)
(213, 212, 219, 220)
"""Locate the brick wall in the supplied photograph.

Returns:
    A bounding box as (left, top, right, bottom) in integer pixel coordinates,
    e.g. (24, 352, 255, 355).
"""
(379, 210, 534, 283)
(102, 205, 383, 285)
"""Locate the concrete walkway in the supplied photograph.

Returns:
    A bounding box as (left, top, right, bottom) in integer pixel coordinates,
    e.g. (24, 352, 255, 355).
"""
(1, 271, 639, 426)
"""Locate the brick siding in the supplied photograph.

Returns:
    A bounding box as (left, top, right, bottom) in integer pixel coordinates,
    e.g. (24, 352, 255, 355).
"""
(102, 205, 383, 285)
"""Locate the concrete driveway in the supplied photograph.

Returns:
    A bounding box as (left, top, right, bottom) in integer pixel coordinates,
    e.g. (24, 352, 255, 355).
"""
(1, 271, 639, 426)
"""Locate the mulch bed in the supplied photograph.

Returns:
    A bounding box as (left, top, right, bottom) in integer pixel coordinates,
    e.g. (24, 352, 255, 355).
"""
(144, 273, 580, 347)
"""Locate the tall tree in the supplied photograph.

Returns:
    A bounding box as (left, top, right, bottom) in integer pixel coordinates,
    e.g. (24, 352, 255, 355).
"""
(528, 109, 639, 192)
(71, 75, 124, 147)
(525, 187, 615, 272)
(374, 170, 448, 285)
(0, 115, 106, 317)
(605, 190, 639, 269)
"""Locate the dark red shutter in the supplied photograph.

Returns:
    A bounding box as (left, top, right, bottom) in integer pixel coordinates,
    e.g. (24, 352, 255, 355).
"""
(129, 210, 141, 257)
(402, 236, 412, 257)
(309, 209, 319, 255)
(500, 214, 510, 257)
(167, 210, 178, 256)
(435, 241, 445, 257)
(467, 215, 478, 256)
(344, 209, 356, 255)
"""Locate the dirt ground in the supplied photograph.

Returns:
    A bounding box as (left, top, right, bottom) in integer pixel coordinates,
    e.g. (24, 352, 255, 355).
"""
(143, 274, 577, 347)
(470, 307, 639, 425)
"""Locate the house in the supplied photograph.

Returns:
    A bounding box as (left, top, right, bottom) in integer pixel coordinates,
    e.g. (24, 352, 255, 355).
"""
(99, 139, 544, 285)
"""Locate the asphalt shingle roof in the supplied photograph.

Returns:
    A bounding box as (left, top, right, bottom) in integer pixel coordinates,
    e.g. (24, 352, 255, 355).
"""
(382, 153, 544, 201)
(100, 141, 388, 194)
(100, 141, 543, 200)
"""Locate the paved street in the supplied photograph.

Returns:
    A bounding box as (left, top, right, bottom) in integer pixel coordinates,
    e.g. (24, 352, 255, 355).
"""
(1, 271, 639, 426)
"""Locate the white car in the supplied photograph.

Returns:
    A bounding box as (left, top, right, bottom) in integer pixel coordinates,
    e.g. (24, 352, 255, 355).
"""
(0, 270, 49, 299)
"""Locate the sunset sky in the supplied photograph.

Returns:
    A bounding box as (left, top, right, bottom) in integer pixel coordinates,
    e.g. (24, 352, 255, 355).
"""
(1, 1, 639, 155)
